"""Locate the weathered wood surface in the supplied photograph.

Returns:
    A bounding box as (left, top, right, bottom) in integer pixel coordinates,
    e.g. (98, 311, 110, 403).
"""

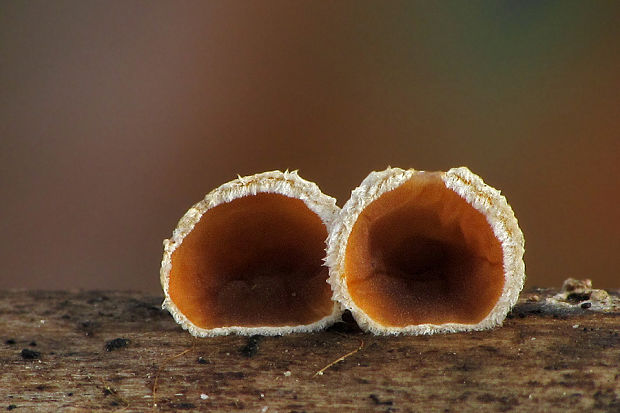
(1, 288, 619, 412)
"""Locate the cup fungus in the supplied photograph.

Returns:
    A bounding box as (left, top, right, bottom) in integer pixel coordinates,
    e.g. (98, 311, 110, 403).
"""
(326, 167, 525, 335)
(160, 170, 342, 337)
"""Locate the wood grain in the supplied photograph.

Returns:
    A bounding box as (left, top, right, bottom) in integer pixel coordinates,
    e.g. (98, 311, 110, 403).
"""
(1, 289, 619, 412)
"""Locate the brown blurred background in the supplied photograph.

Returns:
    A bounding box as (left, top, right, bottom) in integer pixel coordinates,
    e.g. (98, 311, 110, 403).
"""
(1, 1, 618, 292)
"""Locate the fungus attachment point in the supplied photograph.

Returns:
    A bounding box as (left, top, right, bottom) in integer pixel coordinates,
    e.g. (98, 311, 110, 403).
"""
(327, 167, 525, 335)
(161, 171, 341, 337)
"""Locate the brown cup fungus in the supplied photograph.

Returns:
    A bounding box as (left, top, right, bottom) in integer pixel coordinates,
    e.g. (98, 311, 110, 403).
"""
(326, 167, 525, 335)
(161, 171, 342, 336)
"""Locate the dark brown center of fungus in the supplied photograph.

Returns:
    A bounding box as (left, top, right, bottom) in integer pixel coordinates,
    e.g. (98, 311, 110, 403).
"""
(345, 172, 505, 326)
(169, 193, 333, 329)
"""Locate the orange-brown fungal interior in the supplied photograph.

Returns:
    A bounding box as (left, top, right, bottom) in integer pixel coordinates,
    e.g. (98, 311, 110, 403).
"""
(345, 172, 505, 326)
(168, 193, 334, 329)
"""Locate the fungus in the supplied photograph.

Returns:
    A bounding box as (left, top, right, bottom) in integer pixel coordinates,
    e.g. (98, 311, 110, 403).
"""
(160, 170, 341, 336)
(326, 167, 525, 335)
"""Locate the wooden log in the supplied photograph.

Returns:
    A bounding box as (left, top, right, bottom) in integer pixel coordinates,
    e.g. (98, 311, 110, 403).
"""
(1, 288, 619, 412)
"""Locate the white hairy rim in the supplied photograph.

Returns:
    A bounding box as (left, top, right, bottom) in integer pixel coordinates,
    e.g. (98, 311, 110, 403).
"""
(160, 170, 342, 337)
(326, 166, 525, 335)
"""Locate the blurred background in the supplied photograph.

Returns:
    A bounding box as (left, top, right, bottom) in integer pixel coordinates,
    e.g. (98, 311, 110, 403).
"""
(1, 1, 618, 292)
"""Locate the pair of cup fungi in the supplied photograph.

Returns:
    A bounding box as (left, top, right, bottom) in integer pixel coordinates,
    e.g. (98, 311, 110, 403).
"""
(160, 167, 525, 337)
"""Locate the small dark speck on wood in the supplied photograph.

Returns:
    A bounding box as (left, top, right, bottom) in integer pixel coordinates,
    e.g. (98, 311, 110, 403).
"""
(170, 402, 196, 410)
(369, 394, 393, 405)
(240, 335, 262, 357)
(20, 348, 41, 360)
(567, 292, 591, 303)
(105, 338, 130, 352)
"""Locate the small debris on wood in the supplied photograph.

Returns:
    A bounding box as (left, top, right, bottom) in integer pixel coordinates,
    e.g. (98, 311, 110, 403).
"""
(562, 278, 592, 294)
(78, 320, 99, 336)
(170, 403, 195, 410)
(326, 310, 362, 334)
(197, 356, 208, 364)
(315, 338, 364, 377)
(20, 348, 41, 360)
(152, 345, 195, 408)
(527, 295, 540, 302)
(544, 278, 617, 312)
(105, 338, 130, 352)
(567, 292, 591, 303)
(101, 381, 129, 407)
(86, 294, 109, 304)
(7, 405, 17, 411)
(369, 394, 393, 405)
(240, 335, 262, 358)
(28, 341, 36, 347)
(5, 339, 16, 345)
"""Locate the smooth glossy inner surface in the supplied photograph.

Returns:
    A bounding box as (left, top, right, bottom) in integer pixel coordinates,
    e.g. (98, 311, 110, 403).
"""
(345, 172, 504, 326)
(169, 193, 333, 329)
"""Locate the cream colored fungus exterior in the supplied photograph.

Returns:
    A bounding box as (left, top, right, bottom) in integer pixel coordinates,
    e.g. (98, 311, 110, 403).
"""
(326, 167, 525, 335)
(160, 170, 342, 337)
